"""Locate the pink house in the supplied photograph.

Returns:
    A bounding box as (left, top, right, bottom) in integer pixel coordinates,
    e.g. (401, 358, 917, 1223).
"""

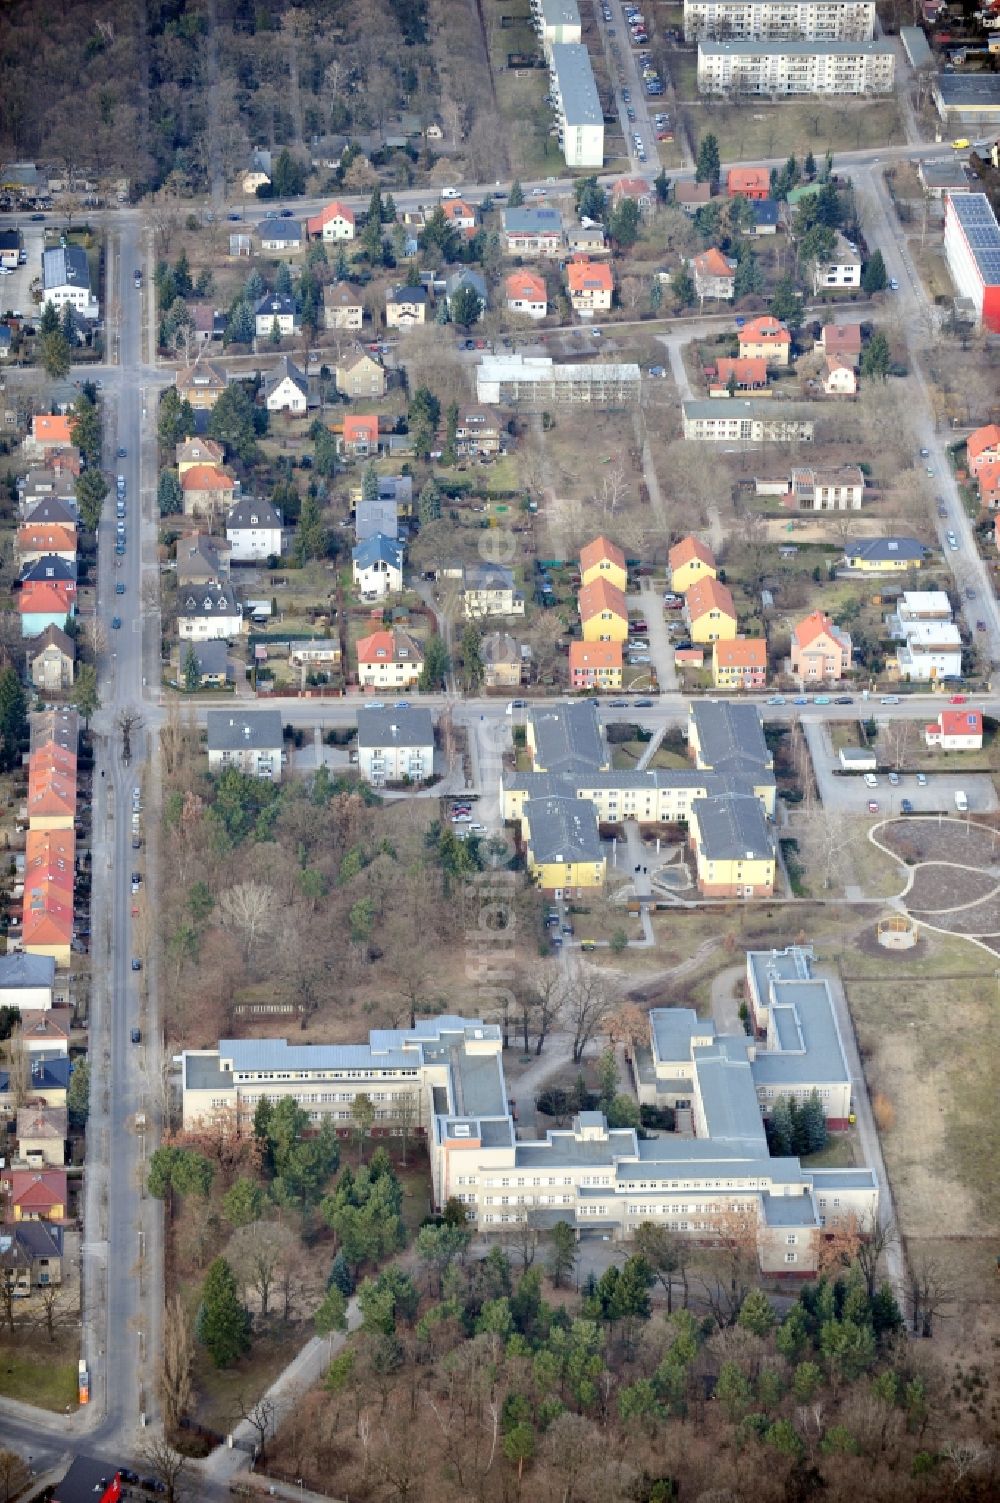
(790, 610, 852, 681)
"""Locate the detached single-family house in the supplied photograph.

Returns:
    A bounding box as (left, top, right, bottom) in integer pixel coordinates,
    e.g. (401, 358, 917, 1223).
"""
(612, 177, 653, 211)
(669, 535, 717, 596)
(925, 708, 984, 751)
(258, 217, 303, 253)
(447, 408, 504, 457)
(674, 181, 712, 214)
(226, 496, 283, 562)
(823, 355, 857, 396)
(813, 234, 862, 293)
(1, 1168, 67, 1223)
(578, 578, 628, 642)
(844, 537, 924, 572)
(340, 414, 380, 457)
(27, 415, 74, 454)
(184, 639, 233, 689)
(967, 423, 1000, 476)
(506, 270, 548, 320)
(255, 293, 299, 340)
(790, 610, 852, 681)
(580, 534, 627, 592)
(263, 356, 308, 415)
(19, 1009, 70, 1059)
(568, 639, 623, 690)
(355, 496, 398, 544)
(19, 560, 77, 638)
(336, 348, 386, 400)
(502, 207, 565, 258)
(206, 710, 283, 780)
(323, 281, 365, 330)
(712, 638, 767, 690)
(692, 247, 737, 301)
(352, 533, 404, 597)
(442, 199, 477, 238)
(739, 316, 791, 367)
(710, 357, 768, 395)
(306, 201, 356, 241)
(818, 323, 863, 365)
(727, 167, 770, 200)
(686, 577, 738, 644)
(464, 562, 525, 618)
(176, 362, 228, 410)
(566, 256, 613, 315)
(179, 464, 238, 520)
(751, 200, 780, 235)
(385, 286, 427, 328)
(16, 1107, 67, 1167)
(446, 268, 487, 320)
(790, 466, 864, 510)
(356, 705, 435, 785)
(978, 460, 1000, 511)
(0, 1221, 64, 1294)
(0, 953, 55, 1012)
(17, 521, 77, 566)
(481, 632, 523, 689)
(176, 531, 231, 586)
(27, 624, 75, 691)
(176, 437, 225, 473)
(41, 246, 98, 319)
(356, 627, 424, 691)
(177, 583, 243, 641)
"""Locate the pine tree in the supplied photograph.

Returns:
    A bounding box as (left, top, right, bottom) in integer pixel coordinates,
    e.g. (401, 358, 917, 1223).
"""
(39, 301, 60, 335)
(862, 249, 887, 295)
(418, 479, 441, 523)
(804, 150, 816, 180)
(671, 265, 695, 309)
(799, 1090, 828, 1155)
(695, 133, 720, 189)
(60, 303, 76, 342)
(183, 645, 201, 692)
(419, 635, 451, 691)
(157, 469, 182, 517)
(327, 1250, 354, 1296)
(362, 461, 379, 502)
(198, 1258, 250, 1367)
(649, 278, 662, 313)
(508, 180, 524, 208)
(0, 667, 28, 773)
(860, 330, 891, 382)
(295, 492, 328, 564)
(768, 1096, 795, 1157)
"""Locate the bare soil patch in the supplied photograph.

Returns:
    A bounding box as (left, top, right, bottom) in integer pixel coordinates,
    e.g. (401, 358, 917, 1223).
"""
(904, 862, 998, 913)
(880, 816, 1000, 868)
(914, 891, 1000, 936)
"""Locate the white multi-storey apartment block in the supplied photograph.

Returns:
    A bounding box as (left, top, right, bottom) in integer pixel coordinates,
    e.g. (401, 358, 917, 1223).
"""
(684, 0, 876, 42)
(181, 947, 877, 1275)
(697, 39, 893, 95)
(550, 43, 605, 169)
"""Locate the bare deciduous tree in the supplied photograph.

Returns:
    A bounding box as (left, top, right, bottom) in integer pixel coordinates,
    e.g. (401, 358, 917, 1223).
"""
(138, 1437, 188, 1503)
(159, 1294, 194, 1430)
(565, 966, 615, 1062)
(226, 1219, 296, 1317)
(218, 881, 275, 965)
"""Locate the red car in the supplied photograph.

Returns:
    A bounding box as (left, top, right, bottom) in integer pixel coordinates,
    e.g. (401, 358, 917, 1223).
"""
(950, 694, 967, 703)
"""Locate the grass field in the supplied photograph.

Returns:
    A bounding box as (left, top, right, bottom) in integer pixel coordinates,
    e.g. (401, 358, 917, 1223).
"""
(0, 1339, 79, 1411)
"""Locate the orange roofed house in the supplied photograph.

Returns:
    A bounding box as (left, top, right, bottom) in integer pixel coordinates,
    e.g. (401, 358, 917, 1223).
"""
(739, 316, 791, 367)
(818, 323, 863, 365)
(305, 201, 356, 241)
(685, 576, 737, 644)
(727, 167, 771, 201)
(790, 610, 852, 682)
(442, 199, 477, 238)
(356, 627, 424, 691)
(977, 460, 1000, 511)
(925, 708, 984, 752)
(712, 638, 767, 690)
(669, 535, 717, 596)
(27, 748, 77, 830)
(17, 522, 77, 566)
(710, 357, 768, 395)
(579, 535, 627, 592)
(505, 270, 548, 321)
(1, 1168, 68, 1223)
(566, 257, 613, 315)
(569, 640, 623, 690)
(578, 578, 628, 642)
(968, 425, 1000, 508)
(26, 415, 74, 455)
(339, 415, 380, 457)
(179, 464, 237, 520)
(692, 248, 737, 301)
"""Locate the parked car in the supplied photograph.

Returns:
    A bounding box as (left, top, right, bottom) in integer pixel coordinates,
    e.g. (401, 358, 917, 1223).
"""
(867, 800, 879, 814)
(900, 798, 913, 814)
(888, 771, 900, 786)
(916, 773, 927, 786)
(864, 773, 878, 789)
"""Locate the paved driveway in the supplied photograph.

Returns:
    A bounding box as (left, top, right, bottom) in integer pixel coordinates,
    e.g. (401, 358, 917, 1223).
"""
(802, 718, 998, 815)
(629, 581, 677, 692)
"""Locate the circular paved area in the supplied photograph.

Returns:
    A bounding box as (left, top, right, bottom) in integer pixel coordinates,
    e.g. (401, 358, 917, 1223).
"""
(870, 816, 1000, 945)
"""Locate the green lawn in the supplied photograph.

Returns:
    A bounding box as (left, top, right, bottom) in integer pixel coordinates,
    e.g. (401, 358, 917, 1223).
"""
(0, 1342, 79, 1412)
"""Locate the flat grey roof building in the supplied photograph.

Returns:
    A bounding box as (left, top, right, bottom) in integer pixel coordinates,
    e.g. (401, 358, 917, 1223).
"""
(550, 43, 603, 128)
(205, 709, 282, 752)
(357, 704, 434, 749)
(541, 0, 581, 24)
(899, 25, 933, 69)
(698, 38, 892, 56)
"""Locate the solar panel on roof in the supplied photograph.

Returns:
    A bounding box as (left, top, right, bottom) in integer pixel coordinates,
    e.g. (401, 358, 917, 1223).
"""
(950, 194, 1000, 284)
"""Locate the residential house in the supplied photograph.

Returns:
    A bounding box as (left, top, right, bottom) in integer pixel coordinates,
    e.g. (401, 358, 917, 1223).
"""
(176, 531, 231, 586)
(206, 710, 282, 779)
(823, 355, 857, 395)
(41, 246, 97, 318)
(686, 576, 738, 643)
(324, 281, 365, 330)
(184, 639, 233, 688)
(684, 0, 877, 43)
(0, 1221, 63, 1294)
(967, 423, 1000, 476)
(444, 408, 505, 457)
(713, 638, 767, 690)
(20, 1055, 71, 1103)
(336, 348, 387, 400)
(177, 583, 243, 641)
(580, 535, 627, 592)
(187, 302, 224, 343)
(385, 286, 428, 327)
(263, 356, 308, 415)
(692, 247, 737, 300)
(505, 270, 548, 321)
(340, 414, 380, 457)
(26, 415, 74, 454)
(1, 1168, 67, 1223)
(180, 463, 237, 520)
(894, 619, 962, 682)
(843, 537, 924, 571)
(817, 323, 862, 364)
(549, 42, 605, 169)
(26, 752, 76, 830)
(790, 465, 865, 509)
(27, 624, 75, 691)
(481, 632, 523, 689)
(0, 325, 11, 360)
(565, 225, 608, 256)
(287, 640, 341, 675)
(242, 151, 271, 195)
(739, 316, 791, 366)
(442, 199, 477, 238)
(355, 496, 399, 544)
(578, 577, 628, 642)
(176, 437, 225, 473)
(254, 292, 299, 339)
(464, 562, 525, 618)
(893, 591, 952, 625)
(226, 496, 283, 562)
(306, 201, 356, 240)
(568, 640, 623, 690)
(566, 256, 613, 315)
(697, 40, 894, 97)
(977, 460, 1000, 510)
(20, 1009, 71, 1059)
(0, 953, 54, 1012)
(19, 560, 77, 638)
(689, 794, 775, 897)
(502, 207, 565, 257)
(813, 234, 862, 293)
(727, 167, 771, 200)
(176, 362, 227, 410)
(445, 268, 487, 320)
(356, 627, 424, 691)
(674, 181, 712, 214)
(790, 610, 852, 681)
(258, 217, 303, 253)
(525, 701, 609, 775)
(682, 400, 813, 442)
(925, 709, 984, 751)
(16, 520, 76, 567)
(751, 200, 780, 235)
(20, 468, 78, 508)
(352, 534, 404, 597)
(356, 705, 434, 784)
(710, 357, 768, 395)
(612, 177, 653, 211)
(524, 796, 606, 894)
(20, 495, 78, 532)
(669, 535, 717, 595)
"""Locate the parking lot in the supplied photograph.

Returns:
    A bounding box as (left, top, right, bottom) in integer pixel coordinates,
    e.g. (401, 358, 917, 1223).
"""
(803, 719, 998, 816)
(0, 222, 44, 318)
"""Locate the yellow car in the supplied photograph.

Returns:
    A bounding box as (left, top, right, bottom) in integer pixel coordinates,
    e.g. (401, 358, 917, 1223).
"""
(951, 138, 970, 150)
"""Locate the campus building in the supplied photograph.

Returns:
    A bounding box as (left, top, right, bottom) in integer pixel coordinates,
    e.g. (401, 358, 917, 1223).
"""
(943, 193, 1000, 335)
(180, 946, 876, 1273)
(477, 354, 641, 409)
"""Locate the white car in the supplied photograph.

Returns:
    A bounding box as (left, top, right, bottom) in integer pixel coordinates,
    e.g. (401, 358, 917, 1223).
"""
(440, 187, 460, 200)
(0, 266, 13, 276)
(864, 773, 878, 789)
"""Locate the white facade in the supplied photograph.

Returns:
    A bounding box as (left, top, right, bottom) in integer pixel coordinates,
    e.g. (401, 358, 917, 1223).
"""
(226, 508, 283, 562)
(684, 0, 876, 43)
(943, 193, 1000, 331)
(895, 621, 963, 682)
(206, 711, 283, 780)
(550, 44, 605, 169)
(265, 374, 307, 414)
(813, 235, 863, 291)
(683, 400, 814, 442)
(536, 0, 582, 53)
(697, 39, 893, 96)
